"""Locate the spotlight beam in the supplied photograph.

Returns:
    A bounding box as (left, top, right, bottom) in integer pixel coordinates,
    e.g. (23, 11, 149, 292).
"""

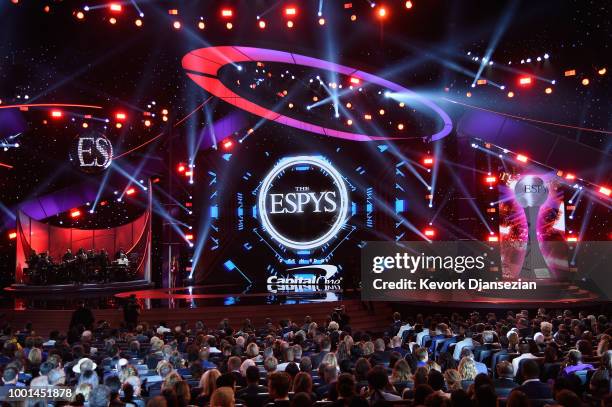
(471, 0, 519, 87)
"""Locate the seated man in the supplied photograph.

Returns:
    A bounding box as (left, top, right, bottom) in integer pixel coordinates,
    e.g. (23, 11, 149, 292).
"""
(512, 359, 552, 400)
(268, 371, 292, 407)
(236, 365, 267, 407)
(512, 339, 539, 377)
(493, 361, 518, 397)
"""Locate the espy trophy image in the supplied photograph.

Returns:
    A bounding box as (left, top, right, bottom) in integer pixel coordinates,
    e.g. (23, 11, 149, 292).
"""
(514, 175, 551, 279)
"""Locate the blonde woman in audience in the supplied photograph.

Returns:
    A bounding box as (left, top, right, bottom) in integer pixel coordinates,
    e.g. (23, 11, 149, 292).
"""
(443, 369, 462, 391)
(458, 357, 478, 381)
(119, 364, 138, 383)
(390, 359, 412, 394)
(321, 352, 338, 369)
(245, 343, 262, 362)
(162, 371, 182, 391)
(196, 368, 221, 405)
(363, 341, 374, 357)
(28, 347, 42, 367)
(507, 331, 519, 353)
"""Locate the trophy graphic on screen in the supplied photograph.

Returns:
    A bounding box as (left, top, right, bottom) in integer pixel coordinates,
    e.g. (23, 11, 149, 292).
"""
(514, 175, 551, 279)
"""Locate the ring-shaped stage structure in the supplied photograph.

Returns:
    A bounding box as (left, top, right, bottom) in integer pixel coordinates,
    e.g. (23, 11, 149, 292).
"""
(182, 46, 453, 141)
(257, 155, 349, 250)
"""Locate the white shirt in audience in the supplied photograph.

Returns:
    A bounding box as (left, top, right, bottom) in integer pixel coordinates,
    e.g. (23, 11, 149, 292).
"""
(512, 353, 537, 377)
(416, 329, 429, 346)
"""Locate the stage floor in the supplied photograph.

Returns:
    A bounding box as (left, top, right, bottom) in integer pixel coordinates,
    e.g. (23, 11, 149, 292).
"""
(1, 280, 608, 311)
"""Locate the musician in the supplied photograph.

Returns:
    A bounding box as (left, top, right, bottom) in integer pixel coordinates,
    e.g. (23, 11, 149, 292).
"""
(62, 248, 74, 263)
(75, 248, 88, 285)
(115, 248, 129, 266)
(99, 249, 110, 282)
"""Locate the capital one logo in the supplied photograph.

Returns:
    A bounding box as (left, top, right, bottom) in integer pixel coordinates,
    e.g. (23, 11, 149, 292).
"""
(258, 156, 349, 250)
(70, 133, 113, 174)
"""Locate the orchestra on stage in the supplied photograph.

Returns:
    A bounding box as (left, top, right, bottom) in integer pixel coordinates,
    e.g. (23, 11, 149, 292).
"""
(23, 247, 137, 285)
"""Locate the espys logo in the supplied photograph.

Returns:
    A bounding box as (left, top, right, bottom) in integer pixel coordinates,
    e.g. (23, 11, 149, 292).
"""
(258, 156, 349, 250)
(266, 265, 343, 293)
(69, 133, 113, 174)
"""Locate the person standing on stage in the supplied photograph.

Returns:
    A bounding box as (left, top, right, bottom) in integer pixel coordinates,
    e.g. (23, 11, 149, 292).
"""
(75, 248, 87, 284)
(69, 301, 95, 331)
(62, 248, 74, 263)
(99, 249, 110, 282)
(123, 294, 140, 329)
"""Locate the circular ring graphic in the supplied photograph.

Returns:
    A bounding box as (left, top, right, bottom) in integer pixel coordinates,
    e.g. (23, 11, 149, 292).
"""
(182, 46, 453, 141)
(258, 156, 349, 250)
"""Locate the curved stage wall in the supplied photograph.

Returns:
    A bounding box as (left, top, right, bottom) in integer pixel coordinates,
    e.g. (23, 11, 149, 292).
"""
(14, 188, 152, 285)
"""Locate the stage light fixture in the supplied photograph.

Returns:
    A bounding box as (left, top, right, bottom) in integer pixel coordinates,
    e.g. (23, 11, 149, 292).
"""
(115, 112, 126, 120)
(598, 67, 606, 75)
(70, 209, 81, 218)
(423, 157, 434, 166)
(8, 231, 17, 240)
(185, 171, 193, 177)
(487, 235, 499, 242)
(144, 119, 151, 127)
(177, 164, 185, 173)
(377, 6, 387, 18)
(565, 173, 576, 180)
(115, 123, 122, 128)
(564, 69, 576, 77)
(76, 11, 85, 19)
(82, 122, 88, 128)
(566, 236, 578, 242)
(581, 78, 589, 86)
(466, 92, 472, 97)
(518, 76, 532, 86)
(318, 18, 325, 25)
(286, 20, 294, 28)
(347, 119, 353, 125)
(424, 228, 435, 237)
(222, 139, 234, 150)
(507, 91, 514, 98)
(126, 188, 136, 196)
(198, 21, 205, 29)
(109, 3, 122, 12)
(364, 114, 372, 120)
(135, 19, 142, 27)
(109, 17, 117, 24)
(545, 87, 552, 94)
(350, 14, 357, 21)
(379, 109, 385, 115)
(185, 234, 194, 240)
(350, 77, 360, 85)
(485, 176, 497, 183)
(173, 21, 181, 29)
(346, 102, 352, 108)
(258, 20, 266, 29)
(405, 1, 413, 9)
(285, 7, 297, 16)
(221, 8, 233, 18)
(516, 154, 528, 163)
(476, 79, 487, 85)
(599, 186, 611, 197)
(168, 9, 178, 15)
(397, 123, 404, 130)
(50, 110, 63, 118)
